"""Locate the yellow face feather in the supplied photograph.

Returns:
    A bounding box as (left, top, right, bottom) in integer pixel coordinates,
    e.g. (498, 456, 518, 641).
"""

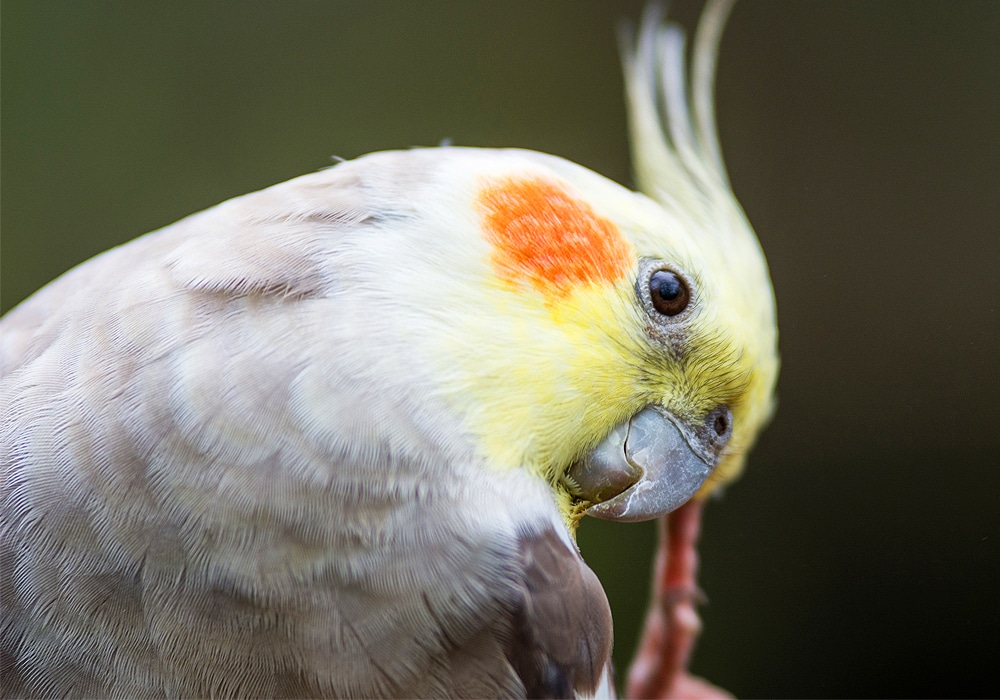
(413, 144, 776, 532)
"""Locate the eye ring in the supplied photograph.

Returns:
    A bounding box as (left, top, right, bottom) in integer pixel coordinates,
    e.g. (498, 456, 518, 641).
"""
(635, 258, 697, 335)
(649, 268, 690, 317)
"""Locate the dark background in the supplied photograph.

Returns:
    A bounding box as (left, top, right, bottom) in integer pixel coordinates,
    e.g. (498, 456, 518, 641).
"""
(3, 2, 998, 697)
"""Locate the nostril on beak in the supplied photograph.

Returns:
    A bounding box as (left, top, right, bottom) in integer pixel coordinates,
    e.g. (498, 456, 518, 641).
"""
(705, 406, 733, 446)
(713, 411, 729, 437)
(685, 406, 733, 466)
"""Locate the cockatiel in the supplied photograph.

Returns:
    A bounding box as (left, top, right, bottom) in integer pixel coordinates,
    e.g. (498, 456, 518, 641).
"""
(0, 1, 777, 698)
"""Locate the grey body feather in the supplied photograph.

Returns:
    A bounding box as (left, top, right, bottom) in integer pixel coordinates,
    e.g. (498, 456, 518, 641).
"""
(1, 150, 612, 699)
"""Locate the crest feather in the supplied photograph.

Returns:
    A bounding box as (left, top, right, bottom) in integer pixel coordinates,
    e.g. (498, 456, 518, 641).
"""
(621, 0, 741, 230)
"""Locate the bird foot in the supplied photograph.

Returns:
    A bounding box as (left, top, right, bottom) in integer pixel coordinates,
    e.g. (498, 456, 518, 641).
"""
(625, 500, 730, 699)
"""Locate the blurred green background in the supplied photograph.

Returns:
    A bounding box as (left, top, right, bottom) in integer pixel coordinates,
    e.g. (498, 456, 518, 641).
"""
(3, 1, 998, 697)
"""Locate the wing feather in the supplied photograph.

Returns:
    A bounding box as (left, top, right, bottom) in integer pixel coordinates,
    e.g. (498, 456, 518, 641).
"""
(0, 154, 596, 698)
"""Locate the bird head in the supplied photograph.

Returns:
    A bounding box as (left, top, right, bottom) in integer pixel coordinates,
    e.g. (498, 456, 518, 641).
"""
(373, 0, 779, 531)
(381, 151, 776, 531)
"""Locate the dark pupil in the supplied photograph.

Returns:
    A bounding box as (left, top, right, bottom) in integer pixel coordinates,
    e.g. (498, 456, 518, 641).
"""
(649, 269, 689, 316)
(654, 272, 681, 300)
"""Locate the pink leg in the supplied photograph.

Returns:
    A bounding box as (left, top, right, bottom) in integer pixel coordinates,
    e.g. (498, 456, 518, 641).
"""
(625, 500, 731, 699)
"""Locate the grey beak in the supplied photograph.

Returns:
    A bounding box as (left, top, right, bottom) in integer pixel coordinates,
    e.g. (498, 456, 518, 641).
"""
(567, 405, 727, 522)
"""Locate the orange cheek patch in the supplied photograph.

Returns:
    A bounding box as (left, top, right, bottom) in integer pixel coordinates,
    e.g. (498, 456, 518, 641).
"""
(477, 177, 633, 301)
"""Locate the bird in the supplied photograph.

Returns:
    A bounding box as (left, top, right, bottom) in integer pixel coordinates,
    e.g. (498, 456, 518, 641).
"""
(0, 1, 777, 698)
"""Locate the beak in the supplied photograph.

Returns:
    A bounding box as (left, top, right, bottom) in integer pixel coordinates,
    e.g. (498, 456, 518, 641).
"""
(567, 405, 731, 522)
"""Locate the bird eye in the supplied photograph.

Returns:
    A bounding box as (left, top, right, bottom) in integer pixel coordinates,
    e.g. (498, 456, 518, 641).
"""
(649, 269, 690, 316)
